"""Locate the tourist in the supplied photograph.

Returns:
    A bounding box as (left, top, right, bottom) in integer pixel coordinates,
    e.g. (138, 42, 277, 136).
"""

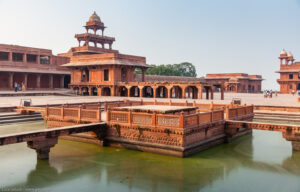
(22, 82, 26, 91)
(17, 83, 21, 91)
(292, 89, 295, 96)
(14, 82, 18, 92)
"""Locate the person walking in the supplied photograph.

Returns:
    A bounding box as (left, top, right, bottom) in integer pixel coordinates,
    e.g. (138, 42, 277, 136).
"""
(14, 82, 18, 92)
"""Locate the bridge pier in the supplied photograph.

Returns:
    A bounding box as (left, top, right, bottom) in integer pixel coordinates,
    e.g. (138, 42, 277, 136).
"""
(292, 141, 300, 151)
(27, 137, 58, 160)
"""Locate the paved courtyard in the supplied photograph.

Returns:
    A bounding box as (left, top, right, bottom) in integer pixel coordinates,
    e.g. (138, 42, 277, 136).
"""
(0, 92, 299, 108)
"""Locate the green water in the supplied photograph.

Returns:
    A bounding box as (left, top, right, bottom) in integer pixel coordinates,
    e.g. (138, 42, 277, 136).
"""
(0, 122, 300, 192)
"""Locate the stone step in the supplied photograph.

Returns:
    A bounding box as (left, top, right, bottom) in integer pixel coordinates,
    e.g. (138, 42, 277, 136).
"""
(254, 112, 300, 118)
(0, 114, 42, 121)
(254, 117, 300, 123)
(0, 117, 44, 125)
(254, 114, 300, 120)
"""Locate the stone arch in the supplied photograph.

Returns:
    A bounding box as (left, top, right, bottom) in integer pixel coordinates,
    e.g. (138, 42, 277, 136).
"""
(170, 86, 182, 98)
(185, 86, 198, 99)
(73, 87, 79, 94)
(155, 86, 168, 98)
(130, 86, 140, 97)
(102, 87, 111, 96)
(91, 87, 98, 96)
(142, 86, 154, 97)
(81, 87, 89, 96)
(119, 86, 128, 97)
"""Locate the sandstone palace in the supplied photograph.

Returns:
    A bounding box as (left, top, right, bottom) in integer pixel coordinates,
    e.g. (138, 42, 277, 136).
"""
(0, 12, 264, 96)
(277, 49, 300, 93)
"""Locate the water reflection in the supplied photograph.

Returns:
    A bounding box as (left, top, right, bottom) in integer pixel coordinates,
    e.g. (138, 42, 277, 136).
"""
(1, 130, 300, 192)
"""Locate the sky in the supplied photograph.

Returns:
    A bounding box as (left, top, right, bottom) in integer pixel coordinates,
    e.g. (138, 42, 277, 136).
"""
(0, 0, 300, 90)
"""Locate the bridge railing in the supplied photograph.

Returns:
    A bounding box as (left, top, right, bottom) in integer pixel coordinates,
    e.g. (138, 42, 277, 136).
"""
(45, 106, 101, 123)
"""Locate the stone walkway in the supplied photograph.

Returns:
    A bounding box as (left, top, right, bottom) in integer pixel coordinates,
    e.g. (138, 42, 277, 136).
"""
(0, 92, 298, 108)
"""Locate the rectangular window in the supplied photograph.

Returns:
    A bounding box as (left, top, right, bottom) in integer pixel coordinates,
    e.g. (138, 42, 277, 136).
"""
(104, 69, 109, 81)
(0, 51, 9, 61)
(27, 54, 37, 63)
(12, 53, 23, 62)
(289, 74, 293, 79)
(40, 55, 50, 64)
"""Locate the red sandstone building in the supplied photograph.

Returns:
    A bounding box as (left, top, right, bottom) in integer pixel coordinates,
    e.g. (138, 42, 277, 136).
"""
(62, 12, 224, 100)
(205, 73, 263, 93)
(276, 50, 300, 93)
(0, 44, 70, 90)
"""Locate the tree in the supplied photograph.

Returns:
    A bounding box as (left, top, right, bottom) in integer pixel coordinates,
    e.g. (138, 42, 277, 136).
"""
(135, 62, 197, 77)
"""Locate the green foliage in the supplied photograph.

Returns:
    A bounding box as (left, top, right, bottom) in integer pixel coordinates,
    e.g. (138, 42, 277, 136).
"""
(135, 62, 197, 77)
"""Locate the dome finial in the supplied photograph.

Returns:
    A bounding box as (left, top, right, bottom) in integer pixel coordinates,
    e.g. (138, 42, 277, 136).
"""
(89, 11, 101, 22)
(280, 49, 287, 55)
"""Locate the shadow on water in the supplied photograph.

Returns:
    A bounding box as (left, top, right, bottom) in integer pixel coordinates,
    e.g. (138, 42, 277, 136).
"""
(2, 131, 300, 192)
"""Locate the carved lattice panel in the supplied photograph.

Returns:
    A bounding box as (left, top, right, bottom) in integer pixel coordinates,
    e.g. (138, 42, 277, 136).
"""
(111, 113, 128, 122)
(64, 109, 78, 117)
(48, 108, 61, 116)
(157, 116, 179, 127)
(132, 114, 152, 124)
(81, 110, 97, 119)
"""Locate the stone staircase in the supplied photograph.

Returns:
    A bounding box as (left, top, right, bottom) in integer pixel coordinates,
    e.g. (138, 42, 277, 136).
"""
(254, 111, 300, 125)
(0, 112, 43, 125)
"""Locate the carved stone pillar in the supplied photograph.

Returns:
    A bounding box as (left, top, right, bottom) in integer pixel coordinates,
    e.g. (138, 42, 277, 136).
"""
(24, 73, 28, 90)
(141, 68, 146, 82)
(97, 87, 102, 96)
(60, 75, 65, 88)
(182, 87, 186, 99)
(221, 86, 225, 100)
(9, 72, 14, 89)
(23, 54, 27, 63)
(9, 52, 13, 61)
(153, 87, 157, 98)
(89, 87, 92, 96)
(206, 87, 209, 100)
(37, 74, 41, 89)
(27, 137, 58, 160)
(139, 87, 143, 97)
(210, 87, 214, 100)
(49, 75, 53, 89)
(111, 86, 115, 96)
(198, 87, 203, 100)
(37, 55, 40, 64)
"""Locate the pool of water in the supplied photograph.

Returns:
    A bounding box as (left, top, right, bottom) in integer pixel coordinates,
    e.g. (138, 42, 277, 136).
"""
(0, 122, 300, 192)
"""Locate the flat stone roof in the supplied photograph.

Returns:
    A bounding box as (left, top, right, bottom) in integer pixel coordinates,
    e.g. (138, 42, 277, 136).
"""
(112, 105, 198, 114)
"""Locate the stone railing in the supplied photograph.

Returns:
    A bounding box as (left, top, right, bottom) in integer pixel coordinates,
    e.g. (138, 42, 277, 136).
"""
(107, 109, 225, 130)
(225, 105, 254, 120)
(183, 110, 224, 128)
(44, 106, 101, 123)
(104, 99, 226, 112)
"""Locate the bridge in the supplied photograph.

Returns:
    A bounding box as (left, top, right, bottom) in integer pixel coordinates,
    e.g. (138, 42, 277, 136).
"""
(225, 120, 300, 150)
(0, 122, 107, 159)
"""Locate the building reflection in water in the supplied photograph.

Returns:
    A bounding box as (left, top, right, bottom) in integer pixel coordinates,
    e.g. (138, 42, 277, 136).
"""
(2, 131, 300, 192)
